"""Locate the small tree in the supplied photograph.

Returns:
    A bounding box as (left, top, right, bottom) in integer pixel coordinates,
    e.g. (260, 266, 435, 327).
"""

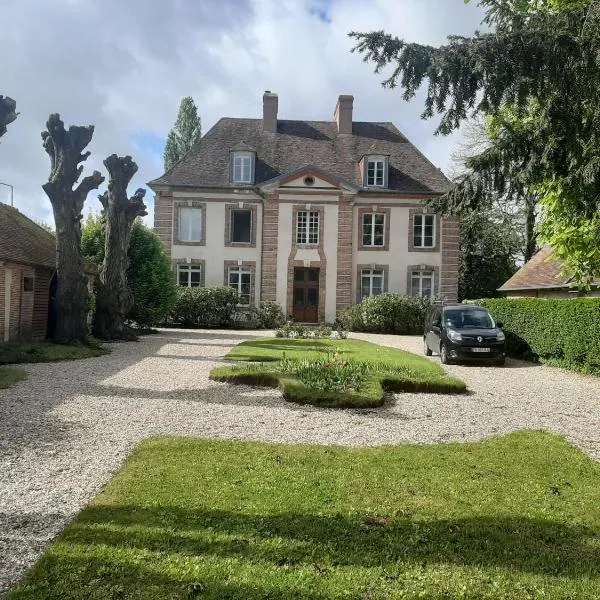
(93, 155, 147, 340)
(459, 210, 520, 300)
(82, 214, 176, 328)
(163, 96, 202, 171)
(0, 96, 18, 138)
(42, 114, 104, 344)
(127, 221, 177, 327)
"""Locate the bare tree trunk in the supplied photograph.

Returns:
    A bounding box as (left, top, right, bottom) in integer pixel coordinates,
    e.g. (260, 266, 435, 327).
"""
(0, 96, 18, 138)
(42, 114, 104, 344)
(93, 155, 147, 340)
(524, 193, 538, 262)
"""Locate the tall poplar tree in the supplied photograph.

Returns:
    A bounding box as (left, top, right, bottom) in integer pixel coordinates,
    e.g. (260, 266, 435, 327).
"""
(163, 97, 202, 171)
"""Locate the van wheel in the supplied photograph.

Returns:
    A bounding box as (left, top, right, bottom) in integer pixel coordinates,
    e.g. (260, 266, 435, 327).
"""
(440, 344, 452, 365)
(424, 339, 433, 356)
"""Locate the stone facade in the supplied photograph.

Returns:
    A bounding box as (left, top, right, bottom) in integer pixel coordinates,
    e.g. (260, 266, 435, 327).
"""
(152, 181, 459, 322)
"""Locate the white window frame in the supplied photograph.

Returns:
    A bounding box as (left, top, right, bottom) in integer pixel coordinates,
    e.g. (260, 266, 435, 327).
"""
(296, 210, 320, 245)
(413, 214, 436, 248)
(228, 266, 252, 306)
(361, 268, 385, 300)
(366, 157, 385, 187)
(411, 270, 435, 298)
(232, 152, 253, 183)
(178, 207, 203, 243)
(177, 264, 202, 287)
(362, 213, 386, 247)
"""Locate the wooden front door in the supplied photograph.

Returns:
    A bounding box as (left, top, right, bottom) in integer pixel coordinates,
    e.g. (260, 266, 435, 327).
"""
(292, 267, 319, 323)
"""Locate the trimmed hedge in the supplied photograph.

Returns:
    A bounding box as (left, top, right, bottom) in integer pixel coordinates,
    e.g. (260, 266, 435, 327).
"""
(475, 298, 600, 374)
(170, 287, 286, 330)
(338, 294, 435, 335)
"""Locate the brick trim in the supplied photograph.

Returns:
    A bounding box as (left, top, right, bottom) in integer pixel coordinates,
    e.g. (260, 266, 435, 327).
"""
(286, 259, 327, 323)
(173, 200, 207, 246)
(356, 263, 389, 304)
(224, 203, 258, 248)
(357, 206, 391, 251)
(407, 264, 440, 297)
(154, 191, 173, 257)
(408, 208, 440, 253)
(260, 195, 279, 302)
(440, 216, 460, 302)
(336, 198, 353, 313)
(291, 204, 325, 250)
(172, 258, 206, 287)
(224, 260, 257, 307)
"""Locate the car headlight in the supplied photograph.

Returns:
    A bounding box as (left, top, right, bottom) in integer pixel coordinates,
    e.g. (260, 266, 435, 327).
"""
(447, 330, 463, 342)
(496, 330, 505, 342)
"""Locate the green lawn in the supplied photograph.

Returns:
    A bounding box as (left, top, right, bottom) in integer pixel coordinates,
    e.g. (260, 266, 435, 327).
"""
(0, 366, 27, 389)
(0, 340, 108, 365)
(9, 432, 600, 599)
(210, 338, 466, 408)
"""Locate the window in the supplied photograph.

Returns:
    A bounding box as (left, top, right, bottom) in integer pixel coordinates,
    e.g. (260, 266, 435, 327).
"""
(362, 213, 385, 247)
(296, 210, 320, 245)
(177, 264, 202, 287)
(178, 207, 203, 243)
(230, 209, 252, 243)
(413, 214, 435, 248)
(232, 152, 253, 183)
(366, 157, 385, 187)
(23, 277, 34, 292)
(411, 270, 434, 298)
(229, 266, 252, 306)
(361, 269, 385, 300)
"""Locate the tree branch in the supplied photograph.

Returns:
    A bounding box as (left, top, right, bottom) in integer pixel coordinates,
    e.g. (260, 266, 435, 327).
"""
(0, 96, 18, 138)
(74, 171, 105, 210)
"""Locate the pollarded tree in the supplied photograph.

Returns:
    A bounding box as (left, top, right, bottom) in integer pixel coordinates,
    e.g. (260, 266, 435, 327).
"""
(42, 114, 104, 344)
(0, 96, 18, 138)
(82, 213, 177, 329)
(350, 0, 600, 282)
(93, 155, 147, 340)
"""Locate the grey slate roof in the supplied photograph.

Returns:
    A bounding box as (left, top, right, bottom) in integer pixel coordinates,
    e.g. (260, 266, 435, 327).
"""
(150, 118, 451, 194)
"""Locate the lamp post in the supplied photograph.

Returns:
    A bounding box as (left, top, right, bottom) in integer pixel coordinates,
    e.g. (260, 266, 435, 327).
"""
(0, 182, 14, 207)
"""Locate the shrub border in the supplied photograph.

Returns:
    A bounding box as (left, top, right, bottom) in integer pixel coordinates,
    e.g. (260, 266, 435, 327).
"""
(210, 367, 466, 409)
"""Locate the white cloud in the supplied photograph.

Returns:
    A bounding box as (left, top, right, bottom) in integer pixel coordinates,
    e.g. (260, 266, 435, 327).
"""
(0, 0, 485, 226)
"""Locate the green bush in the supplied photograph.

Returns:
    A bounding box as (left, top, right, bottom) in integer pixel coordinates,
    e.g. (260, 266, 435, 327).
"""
(255, 301, 285, 329)
(171, 286, 239, 327)
(275, 324, 333, 339)
(82, 214, 177, 327)
(475, 298, 600, 374)
(338, 294, 435, 335)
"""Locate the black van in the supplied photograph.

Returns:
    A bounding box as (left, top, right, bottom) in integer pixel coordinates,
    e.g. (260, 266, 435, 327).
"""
(424, 304, 506, 365)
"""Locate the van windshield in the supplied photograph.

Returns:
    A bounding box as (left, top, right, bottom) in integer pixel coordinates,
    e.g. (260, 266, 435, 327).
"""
(444, 309, 495, 329)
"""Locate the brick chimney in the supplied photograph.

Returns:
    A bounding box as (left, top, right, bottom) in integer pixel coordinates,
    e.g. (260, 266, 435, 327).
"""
(334, 94, 354, 135)
(263, 91, 278, 133)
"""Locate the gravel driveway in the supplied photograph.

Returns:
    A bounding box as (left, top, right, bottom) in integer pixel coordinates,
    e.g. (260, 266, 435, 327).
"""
(1, 328, 599, 595)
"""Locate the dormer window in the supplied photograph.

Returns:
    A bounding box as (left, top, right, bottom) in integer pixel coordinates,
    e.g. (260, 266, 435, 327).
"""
(363, 155, 389, 188)
(231, 151, 255, 184)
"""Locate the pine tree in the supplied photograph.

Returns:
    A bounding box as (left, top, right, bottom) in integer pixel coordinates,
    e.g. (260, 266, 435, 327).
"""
(350, 0, 600, 282)
(163, 97, 202, 171)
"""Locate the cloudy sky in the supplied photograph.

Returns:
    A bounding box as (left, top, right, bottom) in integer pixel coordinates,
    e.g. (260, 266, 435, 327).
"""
(0, 0, 485, 227)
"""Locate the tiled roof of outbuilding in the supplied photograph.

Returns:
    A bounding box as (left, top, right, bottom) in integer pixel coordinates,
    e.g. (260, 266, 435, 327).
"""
(150, 118, 451, 194)
(498, 246, 567, 291)
(0, 202, 56, 269)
